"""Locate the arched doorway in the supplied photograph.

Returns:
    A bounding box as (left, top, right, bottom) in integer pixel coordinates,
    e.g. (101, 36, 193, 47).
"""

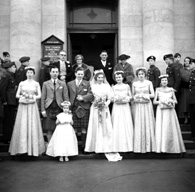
(66, 0, 118, 67)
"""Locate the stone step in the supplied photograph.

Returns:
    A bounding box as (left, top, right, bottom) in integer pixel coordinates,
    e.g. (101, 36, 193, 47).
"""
(180, 124, 191, 132)
(182, 131, 192, 140)
(1, 150, 195, 161)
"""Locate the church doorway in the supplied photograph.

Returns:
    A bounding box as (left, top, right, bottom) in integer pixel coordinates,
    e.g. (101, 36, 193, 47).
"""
(66, 0, 118, 68)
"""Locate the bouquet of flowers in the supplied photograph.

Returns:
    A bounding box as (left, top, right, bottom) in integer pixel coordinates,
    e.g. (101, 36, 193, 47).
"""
(93, 95, 107, 123)
(134, 93, 150, 103)
(114, 95, 129, 104)
(19, 91, 35, 104)
(159, 98, 175, 109)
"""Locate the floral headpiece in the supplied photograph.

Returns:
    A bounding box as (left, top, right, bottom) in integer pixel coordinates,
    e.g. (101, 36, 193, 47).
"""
(94, 69, 104, 75)
(61, 101, 71, 107)
(136, 67, 147, 71)
(114, 70, 124, 75)
(159, 74, 169, 79)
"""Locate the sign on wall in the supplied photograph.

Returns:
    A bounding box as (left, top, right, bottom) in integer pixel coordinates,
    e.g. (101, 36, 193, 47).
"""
(42, 35, 64, 62)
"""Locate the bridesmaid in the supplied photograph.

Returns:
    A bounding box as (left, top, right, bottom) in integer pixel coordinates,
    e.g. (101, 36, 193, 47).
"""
(111, 71, 134, 155)
(132, 67, 156, 153)
(153, 75, 186, 153)
(9, 66, 45, 156)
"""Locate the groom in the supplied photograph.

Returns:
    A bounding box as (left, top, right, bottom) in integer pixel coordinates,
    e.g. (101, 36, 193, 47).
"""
(67, 67, 93, 152)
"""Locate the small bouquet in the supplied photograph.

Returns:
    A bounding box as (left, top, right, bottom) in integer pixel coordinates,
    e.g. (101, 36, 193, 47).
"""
(19, 91, 35, 104)
(93, 95, 107, 123)
(159, 98, 175, 109)
(134, 93, 150, 103)
(114, 95, 129, 104)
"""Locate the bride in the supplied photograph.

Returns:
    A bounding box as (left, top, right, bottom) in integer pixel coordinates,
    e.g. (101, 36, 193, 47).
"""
(85, 69, 121, 161)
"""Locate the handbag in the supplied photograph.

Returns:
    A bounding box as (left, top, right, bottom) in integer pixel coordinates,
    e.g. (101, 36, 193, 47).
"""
(75, 106, 85, 118)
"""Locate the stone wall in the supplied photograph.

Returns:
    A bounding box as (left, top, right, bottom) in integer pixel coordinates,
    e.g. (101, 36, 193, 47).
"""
(0, 0, 10, 58)
(174, 0, 195, 61)
(42, 0, 66, 46)
(118, 0, 143, 70)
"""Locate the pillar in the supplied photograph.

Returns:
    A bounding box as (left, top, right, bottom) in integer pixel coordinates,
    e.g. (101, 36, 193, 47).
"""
(10, 0, 42, 79)
(143, 0, 174, 73)
(118, 0, 143, 69)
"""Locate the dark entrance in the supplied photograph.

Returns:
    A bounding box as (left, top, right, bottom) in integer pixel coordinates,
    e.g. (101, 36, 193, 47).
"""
(69, 33, 116, 67)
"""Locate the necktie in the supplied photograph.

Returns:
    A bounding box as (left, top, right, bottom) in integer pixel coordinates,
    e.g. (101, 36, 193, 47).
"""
(77, 80, 80, 87)
(53, 80, 56, 100)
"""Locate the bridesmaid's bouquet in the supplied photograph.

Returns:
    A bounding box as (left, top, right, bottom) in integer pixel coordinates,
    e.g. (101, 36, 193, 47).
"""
(19, 91, 35, 104)
(159, 98, 175, 109)
(93, 95, 107, 123)
(114, 95, 129, 104)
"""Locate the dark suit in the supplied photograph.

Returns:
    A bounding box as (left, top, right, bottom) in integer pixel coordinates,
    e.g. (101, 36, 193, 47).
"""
(53, 61, 73, 83)
(3, 72, 17, 142)
(39, 64, 51, 88)
(189, 69, 195, 139)
(94, 60, 114, 85)
(147, 65, 161, 89)
(15, 65, 26, 86)
(166, 63, 181, 92)
(113, 62, 135, 87)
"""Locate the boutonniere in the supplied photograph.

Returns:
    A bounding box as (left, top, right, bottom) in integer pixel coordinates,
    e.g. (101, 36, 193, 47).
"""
(66, 61, 70, 64)
(59, 86, 63, 89)
(83, 89, 87, 91)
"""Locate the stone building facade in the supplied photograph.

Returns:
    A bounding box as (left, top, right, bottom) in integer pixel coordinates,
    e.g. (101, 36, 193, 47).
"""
(0, 0, 195, 79)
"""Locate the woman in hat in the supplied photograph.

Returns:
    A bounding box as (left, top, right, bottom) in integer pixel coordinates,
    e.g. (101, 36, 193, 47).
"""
(9, 66, 45, 156)
(46, 101, 78, 162)
(132, 67, 156, 153)
(153, 75, 186, 153)
(111, 70, 134, 156)
(85, 69, 121, 161)
(72, 54, 91, 81)
(113, 54, 135, 87)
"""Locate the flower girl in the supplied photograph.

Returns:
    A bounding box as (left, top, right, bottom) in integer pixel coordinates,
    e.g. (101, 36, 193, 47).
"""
(46, 101, 78, 162)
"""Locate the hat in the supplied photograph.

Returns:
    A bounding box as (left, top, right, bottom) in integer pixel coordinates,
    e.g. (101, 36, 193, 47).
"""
(3, 52, 10, 57)
(41, 57, 50, 62)
(114, 70, 124, 75)
(174, 53, 181, 58)
(146, 56, 156, 62)
(19, 56, 30, 63)
(159, 74, 169, 79)
(3, 61, 15, 69)
(117, 54, 130, 61)
(163, 54, 173, 61)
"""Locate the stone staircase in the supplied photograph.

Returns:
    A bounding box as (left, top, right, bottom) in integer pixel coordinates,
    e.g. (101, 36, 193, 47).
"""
(0, 123, 195, 160)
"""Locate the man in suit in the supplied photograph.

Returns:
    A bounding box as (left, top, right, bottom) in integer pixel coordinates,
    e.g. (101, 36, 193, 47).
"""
(67, 67, 93, 152)
(53, 50, 73, 83)
(189, 59, 195, 142)
(15, 56, 30, 86)
(41, 65, 69, 142)
(3, 61, 17, 144)
(94, 50, 114, 85)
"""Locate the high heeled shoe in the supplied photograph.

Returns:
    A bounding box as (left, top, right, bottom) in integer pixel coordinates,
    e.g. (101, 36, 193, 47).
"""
(65, 157, 69, 162)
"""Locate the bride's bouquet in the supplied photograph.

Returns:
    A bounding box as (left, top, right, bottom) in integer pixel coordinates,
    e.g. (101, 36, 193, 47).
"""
(93, 95, 107, 123)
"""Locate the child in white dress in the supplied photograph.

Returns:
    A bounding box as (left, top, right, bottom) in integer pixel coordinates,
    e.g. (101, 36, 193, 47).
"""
(46, 101, 78, 162)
